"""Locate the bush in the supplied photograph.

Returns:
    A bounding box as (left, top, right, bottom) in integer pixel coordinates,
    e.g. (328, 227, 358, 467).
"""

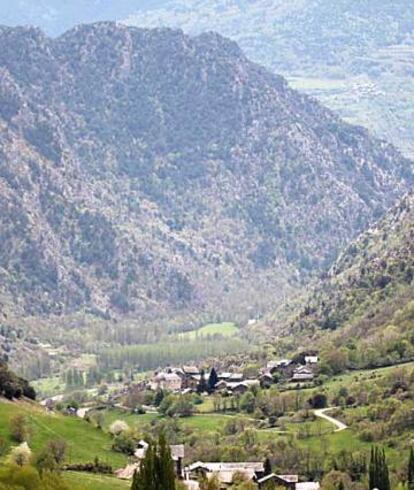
(308, 393, 328, 409)
(9, 415, 31, 443)
(63, 458, 112, 474)
(112, 433, 135, 455)
(8, 443, 32, 466)
(108, 420, 129, 436)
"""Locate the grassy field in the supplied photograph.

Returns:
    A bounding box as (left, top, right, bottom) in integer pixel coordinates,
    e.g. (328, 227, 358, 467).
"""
(0, 400, 127, 468)
(64, 471, 130, 490)
(179, 322, 239, 340)
(180, 413, 234, 433)
(98, 409, 160, 431)
(96, 407, 234, 435)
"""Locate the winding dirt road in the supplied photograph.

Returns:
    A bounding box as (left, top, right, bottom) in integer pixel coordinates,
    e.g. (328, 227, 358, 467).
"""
(314, 407, 348, 432)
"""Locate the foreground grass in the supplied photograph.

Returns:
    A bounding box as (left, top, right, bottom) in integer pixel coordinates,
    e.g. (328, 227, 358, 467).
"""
(0, 400, 127, 468)
(64, 471, 129, 490)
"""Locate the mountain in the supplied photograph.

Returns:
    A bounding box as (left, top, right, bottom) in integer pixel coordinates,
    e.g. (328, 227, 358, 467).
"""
(0, 23, 412, 322)
(1, 2, 413, 159)
(275, 193, 414, 354)
(124, 0, 414, 160)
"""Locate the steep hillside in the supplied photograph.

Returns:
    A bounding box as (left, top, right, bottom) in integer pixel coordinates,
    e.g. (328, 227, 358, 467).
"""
(277, 193, 414, 357)
(124, 0, 414, 159)
(0, 23, 412, 322)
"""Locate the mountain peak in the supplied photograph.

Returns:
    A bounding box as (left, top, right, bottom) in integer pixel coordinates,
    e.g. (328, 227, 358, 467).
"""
(0, 24, 411, 320)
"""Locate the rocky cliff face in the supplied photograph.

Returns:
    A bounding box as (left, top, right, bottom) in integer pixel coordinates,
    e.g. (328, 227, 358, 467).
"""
(0, 23, 412, 320)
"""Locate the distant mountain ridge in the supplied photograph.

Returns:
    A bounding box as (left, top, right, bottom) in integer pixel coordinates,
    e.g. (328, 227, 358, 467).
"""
(124, 0, 414, 159)
(1, 2, 413, 158)
(0, 22, 412, 321)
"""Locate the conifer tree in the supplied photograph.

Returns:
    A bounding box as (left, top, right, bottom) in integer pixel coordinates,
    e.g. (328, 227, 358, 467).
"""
(263, 457, 272, 476)
(131, 434, 175, 490)
(157, 432, 175, 490)
(408, 447, 414, 490)
(197, 369, 208, 394)
(207, 367, 218, 393)
(369, 446, 390, 490)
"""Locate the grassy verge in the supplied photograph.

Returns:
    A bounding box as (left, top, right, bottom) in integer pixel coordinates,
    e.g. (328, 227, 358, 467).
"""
(0, 400, 127, 468)
(64, 471, 130, 490)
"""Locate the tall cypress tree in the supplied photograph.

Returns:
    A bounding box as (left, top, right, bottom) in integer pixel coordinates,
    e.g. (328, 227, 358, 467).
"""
(132, 442, 157, 490)
(131, 435, 175, 490)
(207, 368, 218, 393)
(263, 457, 272, 476)
(157, 432, 175, 490)
(380, 448, 390, 490)
(197, 369, 208, 394)
(408, 448, 414, 490)
(369, 446, 390, 490)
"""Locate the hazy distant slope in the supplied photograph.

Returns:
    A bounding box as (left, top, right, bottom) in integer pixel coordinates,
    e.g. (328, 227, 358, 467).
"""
(0, 23, 411, 320)
(124, 0, 414, 159)
(0, 0, 164, 36)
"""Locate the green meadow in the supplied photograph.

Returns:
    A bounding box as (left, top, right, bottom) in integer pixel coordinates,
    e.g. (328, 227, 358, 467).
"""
(64, 471, 130, 490)
(179, 322, 239, 340)
(0, 400, 127, 468)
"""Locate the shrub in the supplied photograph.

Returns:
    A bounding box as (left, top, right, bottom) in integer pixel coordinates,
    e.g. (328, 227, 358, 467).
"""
(109, 420, 129, 436)
(112, 433, 135, 455)
(9, 415, 31, 443)
(8, 442, 32, 466)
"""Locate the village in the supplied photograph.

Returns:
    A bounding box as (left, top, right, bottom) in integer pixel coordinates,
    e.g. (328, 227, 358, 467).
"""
(102, 355, 322, 489)
(40, 354, 323, 489)
(145, 355, 319, 396)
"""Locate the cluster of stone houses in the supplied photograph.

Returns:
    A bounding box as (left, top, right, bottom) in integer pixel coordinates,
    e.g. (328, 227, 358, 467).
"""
(149, 366, 260, 395)
(183, 461, 320, 489)
(149, 365, 202, 392)
(147, 356, 319, 396)
(116, 442, 320, 490)
(262, 356, 319, 383)
(115, 440, 185, 480)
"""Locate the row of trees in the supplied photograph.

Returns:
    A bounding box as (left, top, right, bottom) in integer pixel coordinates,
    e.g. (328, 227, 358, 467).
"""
(98, 338, 247, 372)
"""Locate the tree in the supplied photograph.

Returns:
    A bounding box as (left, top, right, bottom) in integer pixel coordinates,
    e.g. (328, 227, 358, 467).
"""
(131, 434, 175, 490)
(408, 447, 414, 490)
(197, 370, 208, 394)
(308, 393, 327, 409)
(240, 392, 255, 413)
(157, 433, 175, 490)
(207, 368, 218, 393)
(263, 457, 272, 476)
(154, 389, 165, 407)
(369, 446, 390, 490)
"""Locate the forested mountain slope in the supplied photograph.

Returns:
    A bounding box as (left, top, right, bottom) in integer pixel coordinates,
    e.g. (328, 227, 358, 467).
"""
(276, 193, 414, 365)
(0, 23, 412, 321)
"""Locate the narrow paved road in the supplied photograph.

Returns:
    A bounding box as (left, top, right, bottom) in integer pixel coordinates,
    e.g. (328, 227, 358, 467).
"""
(314, 407, 348, 432)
